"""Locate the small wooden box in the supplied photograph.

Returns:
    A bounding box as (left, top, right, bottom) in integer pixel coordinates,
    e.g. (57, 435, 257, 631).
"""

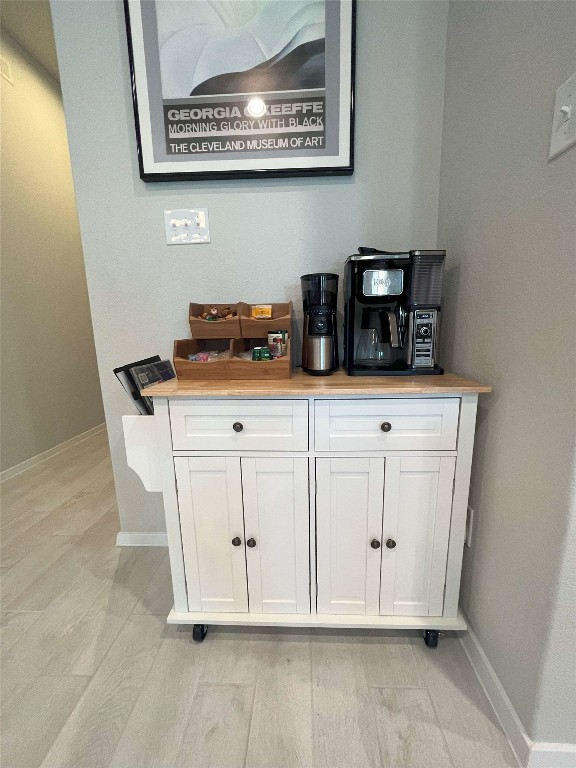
(238, 302, 293, 338)
(189, 303, 241, 339)
(174, 338, 292, 380)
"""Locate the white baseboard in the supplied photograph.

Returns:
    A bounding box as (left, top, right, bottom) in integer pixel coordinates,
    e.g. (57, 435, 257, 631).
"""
(1, 423, 106, 483)
(527, 743, 576, 768)
(116, 531, 168, 547)
(461, 622, 576, 768)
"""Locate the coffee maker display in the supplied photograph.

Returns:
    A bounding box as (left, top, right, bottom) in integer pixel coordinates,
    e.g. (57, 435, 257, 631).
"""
(301, 273, 339, 376)
(343, 247, 445, 376)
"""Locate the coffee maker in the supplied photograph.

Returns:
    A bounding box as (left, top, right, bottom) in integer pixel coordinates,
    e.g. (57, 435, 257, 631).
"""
(343, 247, 445, 375)
(301, 273, 339, 375)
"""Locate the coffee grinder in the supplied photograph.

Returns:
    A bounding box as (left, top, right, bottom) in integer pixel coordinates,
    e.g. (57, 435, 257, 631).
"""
(343, 247, 445, 375)
(301, 273, 339, 375)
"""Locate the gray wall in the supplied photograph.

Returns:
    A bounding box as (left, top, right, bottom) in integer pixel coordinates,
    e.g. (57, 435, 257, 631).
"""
(0, 28, 104, 472)
(50, 0, 449, 534)
(437, 2, 576, 743)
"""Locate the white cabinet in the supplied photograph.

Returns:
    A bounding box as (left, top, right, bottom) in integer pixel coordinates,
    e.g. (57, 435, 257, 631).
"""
(170, 399, 308, 451)
(315, 398, 459, 451)
(316, 458, 384, 615)
(380, 457, 455, 617)
(174, 455, 310, 615)
(174, 457, 248, 613)
(316, 456, 455, 618)
(125, 381, 486, 637)
(242, 458, 309, 614)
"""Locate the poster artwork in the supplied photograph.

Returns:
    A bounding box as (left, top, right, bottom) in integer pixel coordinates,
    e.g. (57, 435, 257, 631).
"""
(125, 0, 354, 179)
(157, 0, 327, 157)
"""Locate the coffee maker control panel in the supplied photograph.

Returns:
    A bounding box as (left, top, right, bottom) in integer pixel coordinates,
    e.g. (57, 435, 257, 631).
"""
(412, 310, 437, 368)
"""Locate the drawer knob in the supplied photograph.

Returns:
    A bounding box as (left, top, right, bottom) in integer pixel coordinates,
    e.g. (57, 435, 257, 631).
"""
(231, 537, 242, 547)
(380, 422, 392, 432)
(232, 422, 244, 433)
(370, 539, 381, 549)
(246, 538, 257, 548)
(386, 539, 397, 549)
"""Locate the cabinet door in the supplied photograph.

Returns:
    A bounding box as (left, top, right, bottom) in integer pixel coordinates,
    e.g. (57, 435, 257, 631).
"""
(380, 457, 455, 617)
(316, 458, 385, 615)
(241, 458, 310, 614)
(174, 457, 248, 613)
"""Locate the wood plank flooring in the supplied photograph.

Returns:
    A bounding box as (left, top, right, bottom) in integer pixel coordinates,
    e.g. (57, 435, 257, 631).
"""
(1, 431, 519, 768)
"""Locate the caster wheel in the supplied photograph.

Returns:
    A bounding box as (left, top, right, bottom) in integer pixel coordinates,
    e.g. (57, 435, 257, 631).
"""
(424, 630, 439, 648)
(192, 624, 208, 643)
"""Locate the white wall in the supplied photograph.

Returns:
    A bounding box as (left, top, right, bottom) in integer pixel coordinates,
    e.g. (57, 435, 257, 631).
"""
(50, 0, 449, 534)
(437, 1, 576, 744)
(0, 27, 104, 472)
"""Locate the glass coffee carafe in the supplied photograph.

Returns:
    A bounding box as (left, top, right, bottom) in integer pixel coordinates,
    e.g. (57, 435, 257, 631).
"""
(355, 308, 397, 366)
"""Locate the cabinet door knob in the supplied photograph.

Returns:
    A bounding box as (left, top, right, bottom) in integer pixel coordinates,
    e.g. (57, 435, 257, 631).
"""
(370, 539, 381, 549)
(231, 537, 242, 547)
(386, 539, 397, 549)
(233, 422, 244, 433)
(380, 422, 392, 432)
(246, 538, 257, 548)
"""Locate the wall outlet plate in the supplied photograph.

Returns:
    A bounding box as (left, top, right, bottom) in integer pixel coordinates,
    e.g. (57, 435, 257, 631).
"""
(164, 208, 210, 245)
(549, 72, 576, 160)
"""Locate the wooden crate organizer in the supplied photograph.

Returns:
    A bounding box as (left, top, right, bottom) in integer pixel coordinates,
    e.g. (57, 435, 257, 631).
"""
(238, 302, 293, 338)
(174, 338, 292, 380)
(189, 303, 241, 339)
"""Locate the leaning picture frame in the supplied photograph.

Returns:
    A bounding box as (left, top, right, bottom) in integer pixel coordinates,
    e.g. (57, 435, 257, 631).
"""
(124, 0, 355, 182)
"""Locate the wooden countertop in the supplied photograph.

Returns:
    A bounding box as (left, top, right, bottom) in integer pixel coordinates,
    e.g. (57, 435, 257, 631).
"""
(145, 370, 491, 397)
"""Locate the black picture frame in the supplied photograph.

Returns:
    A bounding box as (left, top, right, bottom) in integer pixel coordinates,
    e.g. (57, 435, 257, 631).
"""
(124, 0, 355, 182)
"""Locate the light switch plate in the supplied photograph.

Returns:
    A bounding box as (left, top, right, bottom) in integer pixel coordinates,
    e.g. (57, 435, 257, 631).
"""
(465, 506, 474, 548)
(164, 208, 210, 244)
(549, 72, 576, 160)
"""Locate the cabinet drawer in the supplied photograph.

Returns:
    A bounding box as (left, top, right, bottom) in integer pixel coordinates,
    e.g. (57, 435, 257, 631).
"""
(315, 398, 459, 451)
(169, 399, 308, 451)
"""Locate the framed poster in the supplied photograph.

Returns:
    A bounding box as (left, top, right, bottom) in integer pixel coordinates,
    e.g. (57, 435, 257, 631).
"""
(124, 0, 355, 181)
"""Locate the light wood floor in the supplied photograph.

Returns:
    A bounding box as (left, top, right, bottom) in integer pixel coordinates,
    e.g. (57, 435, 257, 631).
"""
(1, 431, 519, 768)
